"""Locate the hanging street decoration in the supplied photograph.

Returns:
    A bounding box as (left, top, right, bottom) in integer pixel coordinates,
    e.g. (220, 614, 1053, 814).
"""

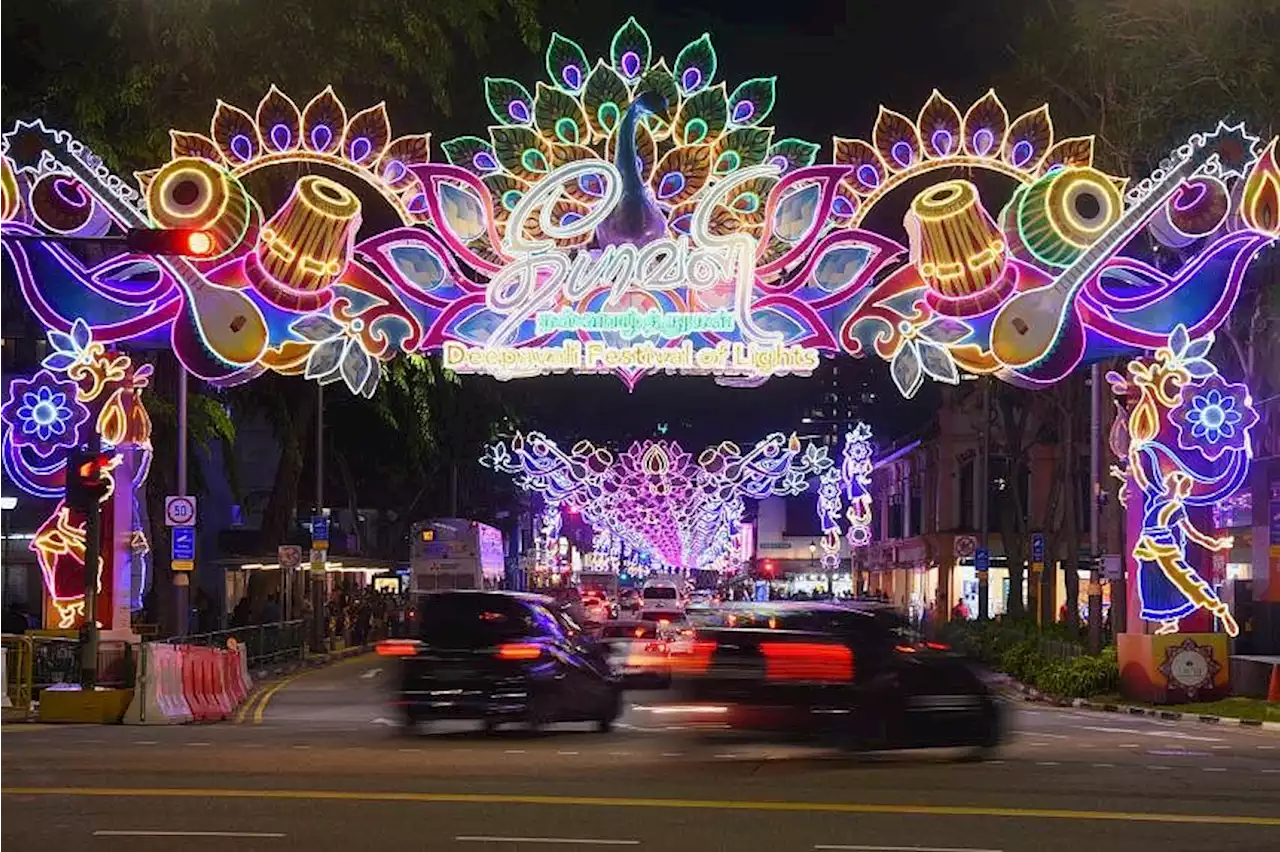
(1, 17, 1276, 635)
(483, 431, 832, 572)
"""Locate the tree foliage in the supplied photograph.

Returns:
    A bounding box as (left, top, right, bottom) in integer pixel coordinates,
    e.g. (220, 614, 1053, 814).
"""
(2, 0, 541, 168)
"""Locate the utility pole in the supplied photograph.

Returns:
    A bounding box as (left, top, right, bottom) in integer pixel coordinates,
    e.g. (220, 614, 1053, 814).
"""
(1088, 363, 1103, 652)
(310, 383, 326, 653)
(79, 435, 102, 689)
(174, 365, 189, 637)
(978, 377, 991, 620)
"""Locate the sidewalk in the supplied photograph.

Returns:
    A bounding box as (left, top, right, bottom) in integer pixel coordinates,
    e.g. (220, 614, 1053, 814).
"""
(2, 642, 373, 724)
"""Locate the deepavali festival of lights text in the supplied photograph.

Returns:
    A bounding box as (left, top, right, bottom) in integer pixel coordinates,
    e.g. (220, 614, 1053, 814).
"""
(534, 308, 736, 340)
(443, 340, 820, 379)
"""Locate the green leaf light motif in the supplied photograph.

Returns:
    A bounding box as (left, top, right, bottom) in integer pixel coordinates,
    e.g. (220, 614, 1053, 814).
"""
(441, 136, 500, 175)
(674, 84, 728, 147)
(766, 138, 820, 174)
(714, 127, 774, 173)
(484, 78, 534, 126)
(610, 16, 652, 83)
(545, 33, 590, 93)
(534, 82, 589, 146)
(728, 77, 777, 127)
(584, 60, 630, 139)
(674, 33, 717, 96)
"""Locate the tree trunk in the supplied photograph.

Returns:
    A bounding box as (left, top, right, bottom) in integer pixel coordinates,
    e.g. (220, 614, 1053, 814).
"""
(256, 382, 316, 550)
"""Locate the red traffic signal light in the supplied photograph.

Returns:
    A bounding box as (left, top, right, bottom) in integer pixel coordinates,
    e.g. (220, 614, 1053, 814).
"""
(125, 227, 216, 257)
(763, 560, 776, 576)
(66, 449, 116, 512)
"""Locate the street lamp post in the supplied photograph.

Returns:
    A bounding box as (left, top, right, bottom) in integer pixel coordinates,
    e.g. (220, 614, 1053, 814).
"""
(0, 491, 14, 611)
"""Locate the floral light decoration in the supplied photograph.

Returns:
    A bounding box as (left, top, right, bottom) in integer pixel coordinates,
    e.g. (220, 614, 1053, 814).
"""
(0, 318, 154, 628)
(484, 431, 832, 571)
(840, 422, 874, 548)
(1106, 324, 1255, 637)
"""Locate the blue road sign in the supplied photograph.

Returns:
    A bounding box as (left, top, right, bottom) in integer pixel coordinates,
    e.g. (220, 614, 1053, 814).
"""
(171, 525, 196, 569)
(1031, 533, 1045, 564)
(311, 515, 329, 545)
(974, 547, 990, 573)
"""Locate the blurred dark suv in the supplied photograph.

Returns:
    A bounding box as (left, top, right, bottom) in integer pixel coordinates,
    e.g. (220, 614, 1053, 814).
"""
(380, 591, 621, 733)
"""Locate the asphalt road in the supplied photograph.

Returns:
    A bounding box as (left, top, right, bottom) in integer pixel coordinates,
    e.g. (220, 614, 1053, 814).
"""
(4, 654, 1279, 852)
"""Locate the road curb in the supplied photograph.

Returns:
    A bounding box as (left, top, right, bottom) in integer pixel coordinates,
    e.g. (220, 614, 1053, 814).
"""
(999, 678, 1280, 732)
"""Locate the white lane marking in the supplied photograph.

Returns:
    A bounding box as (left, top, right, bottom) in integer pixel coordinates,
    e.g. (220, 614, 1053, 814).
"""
(370, 717, 398, 726)
(93, 831, 285, 838)
(607, 751, 632, 757)
(1147, 765, 1172, 771)
(398, 748, 423, 753)
(815, 846, 1003, 852)
(1092, 763, 1115, 768)
(359, 668, 383, 679)
(1210, 745, 1231, 750)
(714, 753, 742, 759)
(1034, 761, 1060, 766)
(1118, 744, 1140, 748)
(292, 745, 311, 750)
(456, 836, 638, 846)
(1079, 725, 1222, 743)
(983, 759, 1005, 765)
(133, 741, 158, 745)
(557, 750, 580, 756)
(661, 752, 684, 757)
(1025, 732, 1069, 739)
(1203, 767, 1227, 772)
(504, 749, 527, 755)
(1262, 768, 1280, 774)
(186, 742, 211, 747)
(1257, 745, 1276, 750)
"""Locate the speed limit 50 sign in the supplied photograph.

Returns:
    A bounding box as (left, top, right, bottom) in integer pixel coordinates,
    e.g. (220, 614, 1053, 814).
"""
(165, 495, 197, 527)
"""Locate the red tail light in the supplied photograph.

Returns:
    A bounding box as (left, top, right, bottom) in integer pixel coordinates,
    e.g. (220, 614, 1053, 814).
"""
(759, 642, 854, 682)
(673, 639, 717, 675)
(895, 644, 919, 654)
(496, 643, 542, 660)
(376, 640, 421, 657)
(926, 641, 951, 651)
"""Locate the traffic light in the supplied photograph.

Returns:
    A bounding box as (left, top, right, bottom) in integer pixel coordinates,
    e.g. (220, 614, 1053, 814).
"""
(763, 560, 776, 576)
(65, 448, 115, 512)
(124, 227, 216, 257)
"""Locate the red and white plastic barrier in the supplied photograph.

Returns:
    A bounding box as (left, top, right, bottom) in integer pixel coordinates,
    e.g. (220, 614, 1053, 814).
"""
(125, 642, 254, 725)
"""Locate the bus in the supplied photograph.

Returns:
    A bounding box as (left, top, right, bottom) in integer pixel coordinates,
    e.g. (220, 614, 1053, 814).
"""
(409, 519, 505, 593)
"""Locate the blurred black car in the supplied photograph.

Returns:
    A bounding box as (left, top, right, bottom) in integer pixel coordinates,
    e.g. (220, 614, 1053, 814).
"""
(657, 602, 1003, 752)
(380, 591, 622, 732)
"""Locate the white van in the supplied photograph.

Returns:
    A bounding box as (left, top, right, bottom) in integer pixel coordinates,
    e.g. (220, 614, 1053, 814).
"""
(639, 577, 684, 621)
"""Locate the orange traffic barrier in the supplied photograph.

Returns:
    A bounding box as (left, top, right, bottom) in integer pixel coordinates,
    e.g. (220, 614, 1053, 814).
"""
(209, 648, 234, 718)
(183, 647, 216, 721)
(222, 647, 246, 704)
(1268, 663, 1280, 704)
(124, 643, 194, 725)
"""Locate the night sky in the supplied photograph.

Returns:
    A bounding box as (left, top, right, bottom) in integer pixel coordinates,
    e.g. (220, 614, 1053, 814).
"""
(429, 0, 1032, 449)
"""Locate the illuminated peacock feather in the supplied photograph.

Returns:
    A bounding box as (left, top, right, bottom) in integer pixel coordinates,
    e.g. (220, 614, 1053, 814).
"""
(440, 17, 819, 250)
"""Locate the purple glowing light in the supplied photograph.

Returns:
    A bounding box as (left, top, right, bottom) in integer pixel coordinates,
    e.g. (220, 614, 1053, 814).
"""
(890, 141, 914, 168)
(971, 128, 994, 156)
(856, 163, 880, 188)
(1, 370, 90, 459)
(1011, 139, 1034, 167)
(930, 129, 953, 156)
(508, 100, 531, 123)
(656, 171, 685, 200)
(382, 159, 407, 184)
(407, 193, 429, 214)
(270, 123, 292, 151)
(681, 67, 702, 92)
(731, 101, 755, 124)
(229, 133, 254, 162)
(670, 212, 693, 235)
(767, 155, 789, 172)
(350, 136, 373, 163)
(562, 65, 583, 90)
(621, 51, 641, 78)
(310, 125, 333, 151)
(832, 196, 855, 217)
(1174, 181, 1208, 212)
(51, 178, 88, 209)
(473, 151, 499, 173)
(578, 173, 605, 197)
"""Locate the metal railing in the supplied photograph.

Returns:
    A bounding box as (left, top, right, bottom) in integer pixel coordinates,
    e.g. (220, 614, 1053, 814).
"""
(164, 620, 306, 667)
(3, 634, 133, 710)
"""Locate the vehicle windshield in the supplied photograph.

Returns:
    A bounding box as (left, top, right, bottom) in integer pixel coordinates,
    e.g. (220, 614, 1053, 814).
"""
(417, 595, 534, 647)
(643, 587, 678, 600)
